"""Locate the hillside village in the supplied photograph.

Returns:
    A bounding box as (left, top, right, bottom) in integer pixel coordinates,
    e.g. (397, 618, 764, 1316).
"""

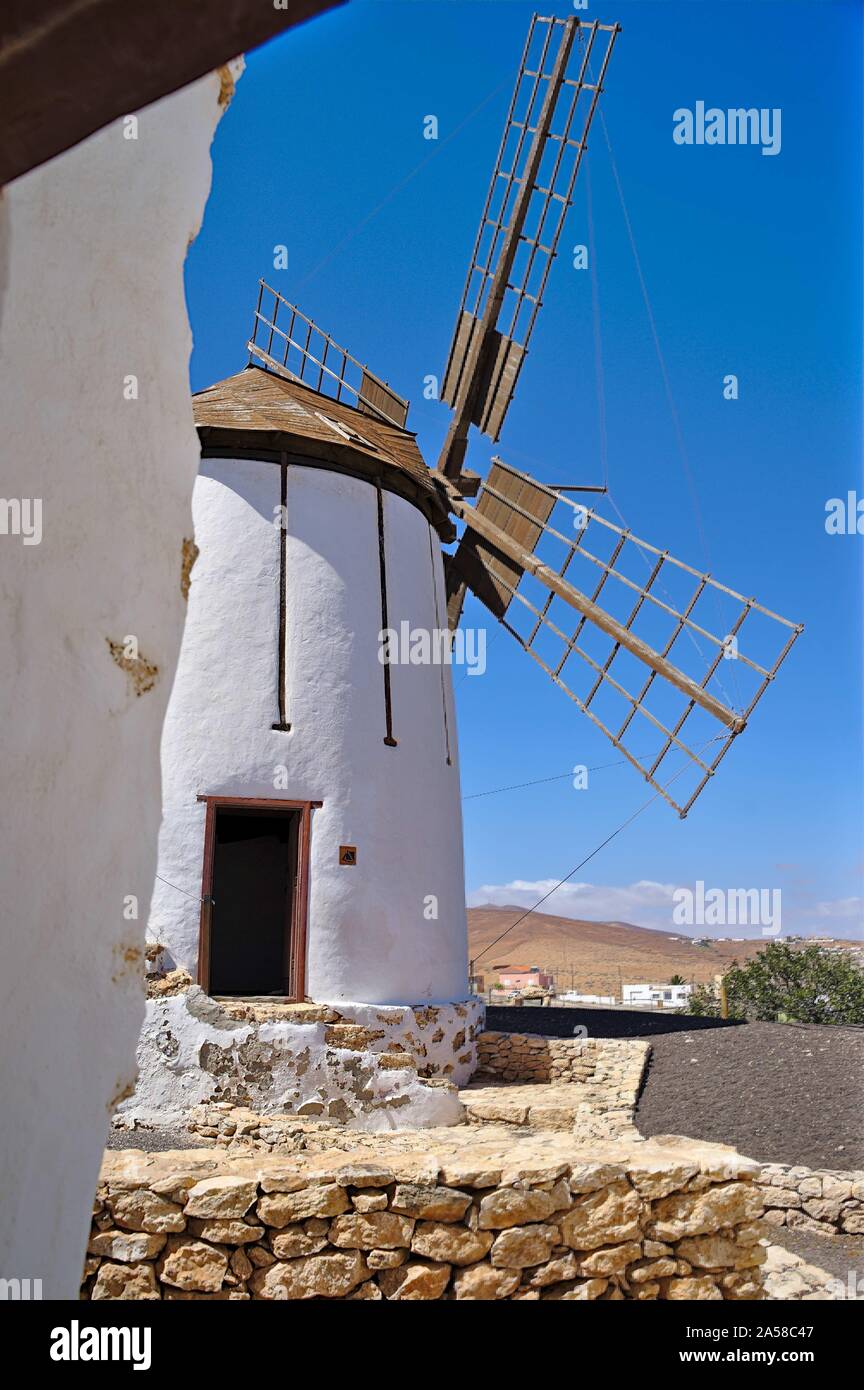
(467, 906, 862, 1003)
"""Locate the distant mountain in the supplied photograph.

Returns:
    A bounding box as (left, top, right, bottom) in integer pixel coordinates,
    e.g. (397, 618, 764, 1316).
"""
(467, 905, 776, 996)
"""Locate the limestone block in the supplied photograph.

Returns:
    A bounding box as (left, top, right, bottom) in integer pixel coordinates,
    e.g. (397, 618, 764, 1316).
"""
(378, 1260, 451, 1300)
(490, 1223, 558, 1269)
(352, 1191, 389, 1213)
(630, 1257, 678, 1282)
(763, 1189, 802, 1209)
(270, 1224, 330, 1259)
(478, 1185, 562, 1230)
(576, 1241, 642, 1276)
(186, 1215, 264, 1246)
(664, 1276, 722, 1300)
(384, 1182, 468, 1223)
(675, 1235, 742, 1269)
(367, 1248, 408, 1270)
(257, 1185, 350, 1226)
(91, 1261, 161, 1301)
(452, 1263, 521, 1300)
(108, 1190, 186, 1234)
(87, 1231, 167, 1262)
(158, 1238, 229, 1292)
(250, 1250, 368, 1300)
(560, 1181, 642, 1251)
(230, 1249, 253, 1281)
(411, 1222, 493, 1266)
(184, 1177, 258, 1220)
(329, 1212, 415, 1251)
(648, 1183, 763, 1242)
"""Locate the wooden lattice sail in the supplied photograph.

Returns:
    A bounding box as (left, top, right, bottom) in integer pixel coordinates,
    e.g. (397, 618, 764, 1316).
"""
(443, 461, 802, 817)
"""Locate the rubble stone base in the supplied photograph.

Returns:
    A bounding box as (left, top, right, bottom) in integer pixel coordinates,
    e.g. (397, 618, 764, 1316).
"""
(118, 987, 483, 1132)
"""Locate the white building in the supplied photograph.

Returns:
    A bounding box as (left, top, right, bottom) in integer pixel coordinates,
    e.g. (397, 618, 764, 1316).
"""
(622, 983, 692, 1009)
(558, 992, 617, 1006)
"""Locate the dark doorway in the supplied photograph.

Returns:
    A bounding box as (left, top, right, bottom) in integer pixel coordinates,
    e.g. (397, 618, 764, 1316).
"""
(208, 807, 299, 996)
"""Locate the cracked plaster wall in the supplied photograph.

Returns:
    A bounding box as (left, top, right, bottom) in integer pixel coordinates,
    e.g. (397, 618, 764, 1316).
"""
(119, 989, 485, 1131)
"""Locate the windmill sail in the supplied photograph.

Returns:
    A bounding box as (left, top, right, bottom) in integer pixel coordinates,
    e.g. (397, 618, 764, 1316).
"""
(442, 461, 802, 817)
(248, 279, 409, 429)
(437, 14, 619, 478)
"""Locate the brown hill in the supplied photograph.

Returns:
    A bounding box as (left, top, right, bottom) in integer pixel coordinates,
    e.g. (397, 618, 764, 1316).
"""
(467, 905, 776, 997)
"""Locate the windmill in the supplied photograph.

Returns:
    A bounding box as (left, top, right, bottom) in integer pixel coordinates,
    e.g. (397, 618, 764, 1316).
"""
(149, 13, 801, 1033)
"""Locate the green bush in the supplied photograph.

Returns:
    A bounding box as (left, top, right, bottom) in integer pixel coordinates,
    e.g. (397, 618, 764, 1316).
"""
(684, 942, 864, 1025)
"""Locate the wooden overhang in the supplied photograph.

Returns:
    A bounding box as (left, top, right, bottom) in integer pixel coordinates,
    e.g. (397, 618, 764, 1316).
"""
(193, 365, 454, 540)
(0, 0, 342, 188)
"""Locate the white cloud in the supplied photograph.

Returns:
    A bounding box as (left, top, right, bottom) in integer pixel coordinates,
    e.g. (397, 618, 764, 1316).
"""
(468, 883, 864, 938)
(468, 879, 680, 929)
(815, 896, 864, 922)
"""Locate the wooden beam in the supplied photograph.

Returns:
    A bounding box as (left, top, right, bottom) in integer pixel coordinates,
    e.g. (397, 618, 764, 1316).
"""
(436, 16, 579, 478)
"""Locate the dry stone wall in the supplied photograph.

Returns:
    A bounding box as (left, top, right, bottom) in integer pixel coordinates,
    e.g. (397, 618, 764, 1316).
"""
(473, 1032, 649, 1140)
(760, 1162, 864, 1237)
(82, 1136, 767, 1301)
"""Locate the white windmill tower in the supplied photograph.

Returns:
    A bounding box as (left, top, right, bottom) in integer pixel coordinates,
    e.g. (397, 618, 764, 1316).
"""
(149, 14, 800, 1086)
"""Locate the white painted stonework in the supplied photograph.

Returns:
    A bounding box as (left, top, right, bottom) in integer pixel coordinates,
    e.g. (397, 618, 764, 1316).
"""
(151, 457, 470, 1005)
(0, 70, 238, 1298)
(119, 989, 483, 1130)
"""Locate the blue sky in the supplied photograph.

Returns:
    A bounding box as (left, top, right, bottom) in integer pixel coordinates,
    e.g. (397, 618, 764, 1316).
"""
(185, 0, 863, 939)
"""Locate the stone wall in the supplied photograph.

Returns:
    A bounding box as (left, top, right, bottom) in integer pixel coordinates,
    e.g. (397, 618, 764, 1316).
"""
(760, 1163, 864, 1237)
(472, 1032, 649, 1141)
(476, 1030, 648, 1087)
(117, 986, 483, 1131)
(82, 1136, 767, 1300)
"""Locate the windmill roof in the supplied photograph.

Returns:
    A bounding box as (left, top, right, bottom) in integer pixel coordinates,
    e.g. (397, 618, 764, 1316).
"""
(193, 365, 452, 536)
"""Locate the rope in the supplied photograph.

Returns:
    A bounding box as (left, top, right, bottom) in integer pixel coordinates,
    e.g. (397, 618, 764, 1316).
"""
(296, 78, 511, 292)
(592, 102, 743, 711)
(585, 154, 608, 491)
(155, 874, 207, 905)
(462, 743, 722, 800)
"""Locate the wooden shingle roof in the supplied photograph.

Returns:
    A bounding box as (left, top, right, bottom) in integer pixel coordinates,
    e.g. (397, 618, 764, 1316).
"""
(193, 366, 452, 536)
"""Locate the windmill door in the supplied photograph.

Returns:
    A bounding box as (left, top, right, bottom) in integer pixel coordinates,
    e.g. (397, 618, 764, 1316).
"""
(197, 797, 316, 999)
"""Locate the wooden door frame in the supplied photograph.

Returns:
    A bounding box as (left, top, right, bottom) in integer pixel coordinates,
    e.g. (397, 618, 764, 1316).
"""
(196, 795, 321, 1001)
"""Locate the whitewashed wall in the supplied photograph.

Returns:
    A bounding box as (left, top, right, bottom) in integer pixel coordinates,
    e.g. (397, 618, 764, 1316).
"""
(152, 458, 469, 1006)
(0, 70, 236, 1298)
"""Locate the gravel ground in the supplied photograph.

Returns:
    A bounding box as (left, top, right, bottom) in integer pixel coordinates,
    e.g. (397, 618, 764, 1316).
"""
(106, 1128, 207, 1152)
(635, 1020, 864, 1170)
(772, 1226, 864, 1283)
(486, 1007, 863, 1171)
(484, 1004, 737, 1039)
